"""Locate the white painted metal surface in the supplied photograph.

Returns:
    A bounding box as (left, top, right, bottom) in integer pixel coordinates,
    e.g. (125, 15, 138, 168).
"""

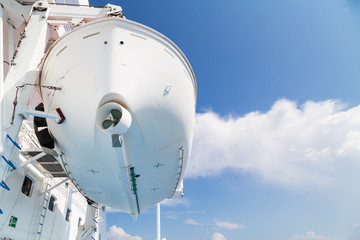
(0, 166, 90, 239)
(40, 17, 196, 216)
(0, 2, 49, 188)
(0, 0, 196, 238)
(0, 5, 4, 154)
(0, 1, 110, 239)
(157, 203, 161, 240)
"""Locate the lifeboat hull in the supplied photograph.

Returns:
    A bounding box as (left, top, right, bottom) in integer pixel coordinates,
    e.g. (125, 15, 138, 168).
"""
(40, 18, 196, 215)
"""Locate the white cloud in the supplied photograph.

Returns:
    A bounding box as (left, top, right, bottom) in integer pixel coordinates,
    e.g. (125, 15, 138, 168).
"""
(188, 99, 360, 187)
(353, 222, 360, 228)
(162, 210, 181, 220)
(106, 207, 123, 213)
(161, 198, 190, 207)
(211, 232, 228, 240)
(107, 225, 142, 240)
(213, 219, 244, 230)
(184, 218, 203, 225)
(164, 213, 178, 220)
(187, 210, 205, 214)
(290, 232, 325, 240)
(290, 232, 350, 240)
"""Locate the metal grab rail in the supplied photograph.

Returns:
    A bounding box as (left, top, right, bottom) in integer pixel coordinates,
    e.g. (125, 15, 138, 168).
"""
(168, 146, 184, 199)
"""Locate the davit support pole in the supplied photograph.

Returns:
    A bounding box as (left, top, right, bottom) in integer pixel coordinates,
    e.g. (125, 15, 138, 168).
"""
(0, 3, 4, 153)
(157, 203, 161, 240)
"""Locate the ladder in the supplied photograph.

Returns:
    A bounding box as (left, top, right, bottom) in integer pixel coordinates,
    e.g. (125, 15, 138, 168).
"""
(92, 208, 99, 240)
(35, 181, 51, 240)
(0, 134, 20, 214)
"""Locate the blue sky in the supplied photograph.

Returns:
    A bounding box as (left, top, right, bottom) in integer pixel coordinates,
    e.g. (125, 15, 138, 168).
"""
(91, 0, 360, 239)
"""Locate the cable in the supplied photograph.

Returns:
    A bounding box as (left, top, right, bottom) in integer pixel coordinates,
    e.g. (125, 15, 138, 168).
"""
(24, 83, 61, 91)
(47, 2, 104, 8)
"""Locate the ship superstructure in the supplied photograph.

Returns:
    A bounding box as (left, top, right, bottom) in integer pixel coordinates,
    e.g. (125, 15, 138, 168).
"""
(0, 0, 196, 239)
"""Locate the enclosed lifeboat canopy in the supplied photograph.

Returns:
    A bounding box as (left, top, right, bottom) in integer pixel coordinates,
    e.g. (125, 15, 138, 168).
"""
(39, 17, 196, 216)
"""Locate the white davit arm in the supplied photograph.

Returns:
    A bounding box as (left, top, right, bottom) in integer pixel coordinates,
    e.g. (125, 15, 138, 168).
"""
(47, 2, 124, 26)
(0, 0, 124, 198)
(0, 1, 50, 181)
(0, 5, 4, 155)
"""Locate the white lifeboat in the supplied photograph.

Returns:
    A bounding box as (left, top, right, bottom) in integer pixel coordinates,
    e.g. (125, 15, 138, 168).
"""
(39, 17, 197, 216)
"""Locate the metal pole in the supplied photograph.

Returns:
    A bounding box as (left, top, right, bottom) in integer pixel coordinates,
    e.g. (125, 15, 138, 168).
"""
(157, 203, 161, 240)
(9, 152, 47, 175)
(0, 5, 4, 153)
(8, 22, 13, 63)
(39, 177, 69, 196)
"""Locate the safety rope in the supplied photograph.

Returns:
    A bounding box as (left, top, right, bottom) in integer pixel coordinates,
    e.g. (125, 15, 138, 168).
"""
(24, 83, 62, 91)
(10, 87, 20, 125)
(10, 30, 26, 66)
